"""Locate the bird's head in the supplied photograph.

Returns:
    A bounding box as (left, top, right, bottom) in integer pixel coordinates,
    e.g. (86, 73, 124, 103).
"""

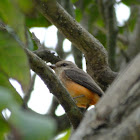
(49, 60, 78, 76)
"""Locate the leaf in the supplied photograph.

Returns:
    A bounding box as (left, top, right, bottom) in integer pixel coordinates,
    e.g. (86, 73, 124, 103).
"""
(71, 0, 78, 4)
(0, 73, 22, 104)
(14, 0, 34, 14)
(0, 30, 30, 92)
(0, 116, 9, 140)
(122, 0, 140, 6)
(83, 0, 92, 10)
(10, 110, 56, 140)
(75, 8, 82, 22)
(57, 129, 71, 140)
(0, 86, 18, 111)
(25, 13, 51, 28)
(127, 8, 138, 32)
(0, 0, 26, 43)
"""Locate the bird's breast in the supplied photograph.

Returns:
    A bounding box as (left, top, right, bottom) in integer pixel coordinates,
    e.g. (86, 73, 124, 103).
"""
(60, 76, 100, 108)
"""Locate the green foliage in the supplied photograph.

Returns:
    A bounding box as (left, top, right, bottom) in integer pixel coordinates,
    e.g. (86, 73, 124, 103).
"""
(0, 87, 17, 111)
(57, 129, 71, 140)
(0, 30, 30, 92)
(25, 13, 51, 28)
(14, 0, 34, 14)
(71, 0, 78, 4)
(10, 110, 56, 140)
(122, 0, 140, 6)
(83, 0, 92, 10)
(127, 8, 138, 32)
(0, 116, 9, 140)
(0, 0, 25, 43)
(0, 87, 56, 140)
(75, 8, 82, 22)
(0, 1, 57, 139)
(0, 87, 17, 139)
(0, 73, 22, 103)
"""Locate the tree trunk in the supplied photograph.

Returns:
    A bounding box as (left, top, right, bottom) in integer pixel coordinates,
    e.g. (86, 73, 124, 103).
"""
(71, 54, 140, 140)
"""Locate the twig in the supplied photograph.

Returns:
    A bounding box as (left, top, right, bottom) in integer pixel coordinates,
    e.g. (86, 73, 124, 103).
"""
(47, 96, 59, 116)
(32, 32, 44, 49)
(23, 73, 36, 109)
(33, 49, 61, 64)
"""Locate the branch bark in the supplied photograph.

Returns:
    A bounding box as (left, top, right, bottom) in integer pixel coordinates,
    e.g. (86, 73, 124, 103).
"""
(33, 0, 117, 89)
(71, 54, 140, 140)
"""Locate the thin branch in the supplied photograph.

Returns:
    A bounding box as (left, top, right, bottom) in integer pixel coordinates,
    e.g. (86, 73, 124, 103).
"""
(23, 73, 36, 109)
(55, 31, 66, 59)
(32, 32, 45, 50)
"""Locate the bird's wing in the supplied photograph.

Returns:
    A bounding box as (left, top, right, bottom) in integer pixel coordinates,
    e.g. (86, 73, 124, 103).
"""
(64, 68, 104, 97)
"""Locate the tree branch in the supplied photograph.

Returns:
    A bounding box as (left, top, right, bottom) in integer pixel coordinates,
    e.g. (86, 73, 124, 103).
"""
(25, 48, 83, 129)
(33, 49, 61, 64)
(33, 0, 117, 89)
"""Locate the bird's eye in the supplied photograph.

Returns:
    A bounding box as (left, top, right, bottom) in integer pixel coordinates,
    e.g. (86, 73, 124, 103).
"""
(61, 63, 68, 67)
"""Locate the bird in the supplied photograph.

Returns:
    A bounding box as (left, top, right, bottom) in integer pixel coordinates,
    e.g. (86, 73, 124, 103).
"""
(50, 60, 104, 108)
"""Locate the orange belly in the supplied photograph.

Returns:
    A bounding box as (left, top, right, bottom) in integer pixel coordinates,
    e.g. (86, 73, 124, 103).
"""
(63, 80, 100, 108)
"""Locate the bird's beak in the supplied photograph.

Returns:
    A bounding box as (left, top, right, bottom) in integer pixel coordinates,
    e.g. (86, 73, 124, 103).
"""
(49, 64, 56, 69)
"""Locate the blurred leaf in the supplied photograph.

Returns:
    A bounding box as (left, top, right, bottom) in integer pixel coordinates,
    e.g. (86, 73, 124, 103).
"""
(26, 13, 51, 28)
(75, 8, 82, 22)
(87, 3, 100, 30)
(0, 86, 18, 111)
(82, 0, 92, 10)
(96, 18, 104, 28)
(0, 30, 30, 92)
(0, 116, 9, 140)
(95, 30, 106, 48)
(58, 129, 71, 140)
(71, 0, 78, 4)
(127, 8, 138, 32)
(0, 73, 22, 104)
(10, 110, 56, 140)
(122, 0, 140, 6)
(15, 0, 34, 14)
(0, 0, 25, 42)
